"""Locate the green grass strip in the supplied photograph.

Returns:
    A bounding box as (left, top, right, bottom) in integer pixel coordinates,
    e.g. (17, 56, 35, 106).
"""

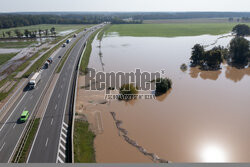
(80, 29, 101, 74)
(0, 53, 18, 66)
(74, 120, 96, 163)
(17, 118, 40, 163)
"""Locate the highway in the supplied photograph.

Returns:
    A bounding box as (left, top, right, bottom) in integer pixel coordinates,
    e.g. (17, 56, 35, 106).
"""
(0, 25, 102, 163)
(27, 25, 103, 163)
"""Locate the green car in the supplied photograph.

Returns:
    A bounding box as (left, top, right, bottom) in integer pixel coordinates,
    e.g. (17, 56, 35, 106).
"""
(20, 110, 29, 122)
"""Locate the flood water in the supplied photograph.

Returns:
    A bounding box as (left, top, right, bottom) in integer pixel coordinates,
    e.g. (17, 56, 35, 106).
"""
(88, 34, 250, 162)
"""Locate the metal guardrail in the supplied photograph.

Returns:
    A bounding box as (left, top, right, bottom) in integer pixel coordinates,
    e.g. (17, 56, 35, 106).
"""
(12, 68, 58, 163)
(0, 30, 75, 116)
(11, 30, 84, 163)
(71, 25, 104, 163)
(71, 41, 87, 163)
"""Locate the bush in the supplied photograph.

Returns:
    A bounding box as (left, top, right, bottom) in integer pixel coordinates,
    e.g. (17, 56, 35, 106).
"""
(155, 78, 172, 96)
(119, 83, 138, 95)
(180, 63, 188, 71)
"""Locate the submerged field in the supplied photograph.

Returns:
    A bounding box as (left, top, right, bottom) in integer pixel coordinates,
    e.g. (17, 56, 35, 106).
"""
(106, 23, 250, 37)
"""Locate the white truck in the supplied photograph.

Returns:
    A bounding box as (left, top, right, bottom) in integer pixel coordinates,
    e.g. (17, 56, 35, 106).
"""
(29, 72, 41, 89)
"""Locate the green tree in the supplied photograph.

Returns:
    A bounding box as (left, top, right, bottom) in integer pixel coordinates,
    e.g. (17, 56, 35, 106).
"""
(119, 83, 138, 96)
(45, 29, 49, 36)
(2, 32, 5, 38)
(232, 24, 250, 36)
(24, 29, 30, 38)
(190, 44, 205, 66)
(204, 49, 223, 69)
(6, 31, 11, 38)
(155, 78, 172, 96)
(50, 27, 55, 35)
(38, 29, 42, 38)
(229, 37, 250, 67)
(14, 29, 22, 38)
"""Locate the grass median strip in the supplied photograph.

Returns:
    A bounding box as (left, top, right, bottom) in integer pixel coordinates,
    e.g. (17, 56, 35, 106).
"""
(13, 118, 40, 163)
(74, 120, 96, 163)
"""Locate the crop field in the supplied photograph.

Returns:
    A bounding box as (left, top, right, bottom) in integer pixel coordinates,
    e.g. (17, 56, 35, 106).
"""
(106, 23, 250, 37)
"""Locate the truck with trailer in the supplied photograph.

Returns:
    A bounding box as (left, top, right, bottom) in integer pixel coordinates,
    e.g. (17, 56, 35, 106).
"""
(28, 72, 41, 89)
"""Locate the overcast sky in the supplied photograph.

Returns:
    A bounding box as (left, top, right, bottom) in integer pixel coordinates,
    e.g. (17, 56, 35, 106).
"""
(1, 0, 250, 12)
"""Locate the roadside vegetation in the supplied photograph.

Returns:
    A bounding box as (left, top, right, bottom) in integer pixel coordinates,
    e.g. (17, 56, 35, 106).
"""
(0, 41, 37, 48)
(74, 120, 96, 163)
(106, 23, 250, 37)
(0, 52, 18, 66)
(80, 28, 102, 74)
(13, 118, 40, 163)
(0, 24, 85, 38)
(0, 25, 88, 102)
(97, 24, 111, 41)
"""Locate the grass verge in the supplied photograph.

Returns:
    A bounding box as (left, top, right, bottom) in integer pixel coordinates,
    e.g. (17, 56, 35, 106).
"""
(0, 41, 37, 48)
(80, 29, 101, 73)
(0, 52, 18, 66)
(97, 24, 111, 41)
(74, 120, 96, 163)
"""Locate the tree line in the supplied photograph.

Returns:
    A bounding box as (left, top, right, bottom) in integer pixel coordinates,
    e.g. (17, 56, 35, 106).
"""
(2, 27, 56, 38)
(0, 14, 111, 29)
(190, 24, 250, 70)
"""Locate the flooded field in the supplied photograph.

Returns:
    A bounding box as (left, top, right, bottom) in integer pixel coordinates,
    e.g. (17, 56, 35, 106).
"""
(85, 34, 250, 162)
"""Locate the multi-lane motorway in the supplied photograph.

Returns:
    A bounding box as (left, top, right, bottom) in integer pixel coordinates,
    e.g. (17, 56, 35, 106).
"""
(0, 24, 103, 163)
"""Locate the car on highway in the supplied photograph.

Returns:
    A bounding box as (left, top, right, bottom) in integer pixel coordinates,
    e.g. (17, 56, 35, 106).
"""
(20, 110, 29, 122)
(62, 43, 66, 47)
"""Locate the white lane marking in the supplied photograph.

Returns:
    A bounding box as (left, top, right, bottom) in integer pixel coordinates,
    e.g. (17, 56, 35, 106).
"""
(45, 138, 49, 147)
(63, 122, 68, 128)
(62, 126, 67, 132)
(51, 118, 53, 125)
(57, 156, 64, 163)
(60, 143, 66, 151)
(56, 27, 99, 163)
(0, 92, 28, 132)
(58, 94, 60, 98)
(59, 149, 65, 158)
(12, 124, 16, 129)
(60, 136, 66, 144)
(61, 132, 67, 138)
(0, 142, 5, 152)
(55, 104, 57, 110)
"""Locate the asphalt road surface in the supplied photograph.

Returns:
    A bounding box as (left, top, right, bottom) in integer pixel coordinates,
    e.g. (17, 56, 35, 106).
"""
(0, 25, 101, 163)
(27, 25, 103, 163)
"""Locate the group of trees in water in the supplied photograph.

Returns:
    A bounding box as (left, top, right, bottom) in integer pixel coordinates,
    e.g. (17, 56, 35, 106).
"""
(2, 27, 56, 39)
(190, 24, 250, 69)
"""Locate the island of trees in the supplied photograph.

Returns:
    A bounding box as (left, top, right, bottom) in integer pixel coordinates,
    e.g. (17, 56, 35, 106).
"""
(190, 24, 250, 70)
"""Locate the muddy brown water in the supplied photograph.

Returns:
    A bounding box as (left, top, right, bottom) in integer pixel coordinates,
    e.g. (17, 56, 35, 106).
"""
(87, 34, 250, 162)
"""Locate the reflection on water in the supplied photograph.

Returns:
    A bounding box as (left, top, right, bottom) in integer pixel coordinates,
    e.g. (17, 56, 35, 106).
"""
(226, 66, 250, 82)
(201, 144, 227, 162)
(189, 68, 222, 81)
(89, 34, 250, 162)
